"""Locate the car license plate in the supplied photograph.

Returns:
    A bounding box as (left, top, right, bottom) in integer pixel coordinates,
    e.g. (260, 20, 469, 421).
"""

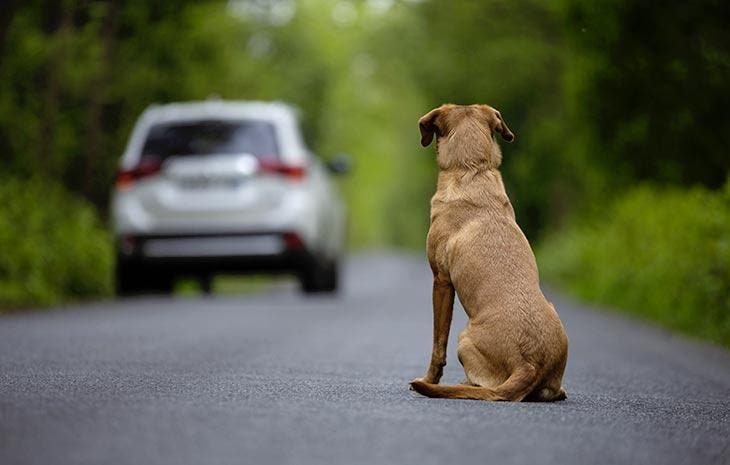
(178, 176, 244, 189)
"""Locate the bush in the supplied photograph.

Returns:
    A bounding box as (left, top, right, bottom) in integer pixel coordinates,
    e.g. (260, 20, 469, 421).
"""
(538, 181, 730, 347)
(0, 177, 112, 309)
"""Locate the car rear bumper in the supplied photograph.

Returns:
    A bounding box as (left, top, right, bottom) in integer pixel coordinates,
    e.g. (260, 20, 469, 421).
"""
(116, 232, 314, 275)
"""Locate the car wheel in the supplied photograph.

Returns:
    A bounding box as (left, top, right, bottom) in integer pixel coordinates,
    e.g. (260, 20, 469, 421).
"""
(115, 260, 140, 296)
(115, 259, 174, 296)
(300, 258, 339, 294)
(144, 272, 174, 295)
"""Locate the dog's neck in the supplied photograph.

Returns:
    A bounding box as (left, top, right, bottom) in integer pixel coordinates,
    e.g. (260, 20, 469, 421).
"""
(436, 121, 503, 172)
(433, 166, 513, 214)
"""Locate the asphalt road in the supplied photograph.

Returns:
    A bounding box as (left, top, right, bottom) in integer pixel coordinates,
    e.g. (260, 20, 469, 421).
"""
(1, 253, 729, 465)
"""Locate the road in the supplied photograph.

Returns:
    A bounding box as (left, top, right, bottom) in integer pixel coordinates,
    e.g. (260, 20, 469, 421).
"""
(1, 253, 729, 465)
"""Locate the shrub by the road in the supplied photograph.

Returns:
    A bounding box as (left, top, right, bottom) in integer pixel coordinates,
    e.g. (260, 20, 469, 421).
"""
(538, 181, 730, 347)
(0, 177, 112, 309)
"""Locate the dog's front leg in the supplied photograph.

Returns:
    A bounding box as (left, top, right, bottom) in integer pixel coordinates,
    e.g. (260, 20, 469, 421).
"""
(416, 277, 455, 384)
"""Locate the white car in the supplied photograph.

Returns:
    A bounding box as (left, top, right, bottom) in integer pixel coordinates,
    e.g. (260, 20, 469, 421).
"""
(111, 100, 348, 295)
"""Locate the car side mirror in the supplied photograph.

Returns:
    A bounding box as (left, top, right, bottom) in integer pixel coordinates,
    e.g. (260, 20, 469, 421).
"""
(326, 153, 351, 175)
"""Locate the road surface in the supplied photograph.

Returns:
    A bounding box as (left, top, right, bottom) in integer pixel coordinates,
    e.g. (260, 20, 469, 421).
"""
(1, 253, 729, 465)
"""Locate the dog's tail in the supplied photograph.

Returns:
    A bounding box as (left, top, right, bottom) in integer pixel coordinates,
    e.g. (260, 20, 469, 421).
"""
(410, 381, 508, 400)
(410, 365, 537, 401)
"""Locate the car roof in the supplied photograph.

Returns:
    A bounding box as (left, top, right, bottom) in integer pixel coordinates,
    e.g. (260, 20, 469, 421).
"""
(140, 100, 300, 124)
(119, 100, 309, 168)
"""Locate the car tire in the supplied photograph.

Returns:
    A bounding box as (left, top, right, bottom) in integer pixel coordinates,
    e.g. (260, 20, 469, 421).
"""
(115, 260, 139, 296)
(144, 272, 174, 295)
(116, 259, 174, 296)
(300, 258, 338, 294)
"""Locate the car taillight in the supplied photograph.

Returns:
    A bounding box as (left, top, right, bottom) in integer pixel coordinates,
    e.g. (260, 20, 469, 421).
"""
(115, 159, 162, 190)
(119, 235, 137, 256)
(258, 159, 306, 180)
(282, 232, 304, 250)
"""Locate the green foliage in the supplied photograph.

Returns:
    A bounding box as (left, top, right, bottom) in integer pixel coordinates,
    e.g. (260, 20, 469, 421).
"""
(538, 181, 730, 347)
(556, 0, 730, 189)
(0, 177, 112, 309)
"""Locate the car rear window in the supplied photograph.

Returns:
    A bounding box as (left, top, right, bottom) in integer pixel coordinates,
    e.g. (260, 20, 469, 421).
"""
(141, 120, 279, 160)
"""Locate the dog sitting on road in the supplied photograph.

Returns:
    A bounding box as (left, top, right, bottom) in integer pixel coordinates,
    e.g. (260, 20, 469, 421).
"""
(410, 104, 568, 401)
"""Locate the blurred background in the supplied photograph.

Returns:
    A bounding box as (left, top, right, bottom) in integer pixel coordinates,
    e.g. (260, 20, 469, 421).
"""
(0, 0, 728, 346)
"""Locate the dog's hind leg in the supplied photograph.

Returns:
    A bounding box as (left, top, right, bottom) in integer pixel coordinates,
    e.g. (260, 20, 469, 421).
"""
(525, 351, 568, 402)
(429, 333, 540, 401)
(525, 384, 567, 402)
(525, 368, 568, 401)
(457, 330, 502, 390)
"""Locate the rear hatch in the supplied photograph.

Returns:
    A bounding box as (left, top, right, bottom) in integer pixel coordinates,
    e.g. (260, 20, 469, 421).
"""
(118, 119, 305, 226)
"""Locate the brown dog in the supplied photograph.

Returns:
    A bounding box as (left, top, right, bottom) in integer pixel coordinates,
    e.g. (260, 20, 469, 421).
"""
(410, 104, 568, 401)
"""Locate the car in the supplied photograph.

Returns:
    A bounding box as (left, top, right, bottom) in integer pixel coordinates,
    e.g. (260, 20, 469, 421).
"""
(110, 100, 349, 295)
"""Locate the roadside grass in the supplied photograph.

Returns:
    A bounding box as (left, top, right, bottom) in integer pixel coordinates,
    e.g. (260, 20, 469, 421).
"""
(537, 181, 730, 348)
(0, 176, 112, 310)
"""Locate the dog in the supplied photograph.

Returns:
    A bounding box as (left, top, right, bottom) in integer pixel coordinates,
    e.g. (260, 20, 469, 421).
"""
(410, 103, 568, 401)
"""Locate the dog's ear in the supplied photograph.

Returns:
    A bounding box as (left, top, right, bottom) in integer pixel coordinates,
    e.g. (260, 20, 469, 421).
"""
(494, 110, 515, 143)
(418, 107, 444, 147)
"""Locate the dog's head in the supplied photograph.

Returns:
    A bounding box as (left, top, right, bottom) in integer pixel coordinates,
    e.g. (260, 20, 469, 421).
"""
(419, 104, 514, 147)
(419, 104, 514, 169)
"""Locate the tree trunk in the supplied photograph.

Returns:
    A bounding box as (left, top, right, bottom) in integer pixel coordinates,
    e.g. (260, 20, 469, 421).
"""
(84, 0, 119, 206)
(0, 0, 19, 67)
(37, 1, 74, 177)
